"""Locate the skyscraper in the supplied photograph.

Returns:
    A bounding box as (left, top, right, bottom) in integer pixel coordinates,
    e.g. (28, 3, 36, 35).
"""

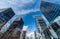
(0, 18, 24, 39)
(35, 16, 51, 39)
(40, 1, 60, 22)
(35, 16, 47, 32)
(0, 8, 15, 30)
(0, 8, 15, 21)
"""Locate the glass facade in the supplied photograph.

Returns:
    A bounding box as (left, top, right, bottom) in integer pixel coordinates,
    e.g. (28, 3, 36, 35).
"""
(35, 16, 51, 39)
(35, 16, 47, 31)
(0, 8, 15, 21)
(8, 18, 24, 32)
(0, 8, 15, 29)
(17, 18, 24, 30)
(35, 16, 56, 39)
(40, 1, 60, 22)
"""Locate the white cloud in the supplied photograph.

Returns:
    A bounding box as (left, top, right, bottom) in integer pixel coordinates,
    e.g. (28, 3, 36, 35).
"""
(26, 31, 34, 37)
(0, 0, 37, 8)
(0, 0, 10, 9)
(0, 0, 40, 15)
(19, 0, 34, 4)
(22, 26, 28, 31)
(14, 9, 40, 15)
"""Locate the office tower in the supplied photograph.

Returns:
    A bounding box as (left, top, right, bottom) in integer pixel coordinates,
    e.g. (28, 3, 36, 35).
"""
(0, 18, 24, 39)
(35, 16, 47, 32)
(40, 1, 60, 22)
(6, 18, 24, 33)
(35, 16, 51, 39)
(0, 8, 15, 29)
(10, 28, 21, 39)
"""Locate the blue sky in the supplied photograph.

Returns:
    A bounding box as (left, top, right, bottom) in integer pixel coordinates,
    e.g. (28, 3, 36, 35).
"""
(22, 11, 41, 32)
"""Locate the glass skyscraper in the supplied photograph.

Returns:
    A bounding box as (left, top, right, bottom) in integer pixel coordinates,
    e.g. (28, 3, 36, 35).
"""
(35, 16, 52, 39)
(40, 1, 60, 22)
(0, 8, 15, 29)
(0, 8, 15, 21)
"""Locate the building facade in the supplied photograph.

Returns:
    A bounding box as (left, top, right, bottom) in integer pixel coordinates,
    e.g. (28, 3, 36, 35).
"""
(0, 8, 15, 30)
(0, 18, 24, 39)
(40, 1, 60, 22)
(50, 16, 60, 39)
(35, 16, 52, 39)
